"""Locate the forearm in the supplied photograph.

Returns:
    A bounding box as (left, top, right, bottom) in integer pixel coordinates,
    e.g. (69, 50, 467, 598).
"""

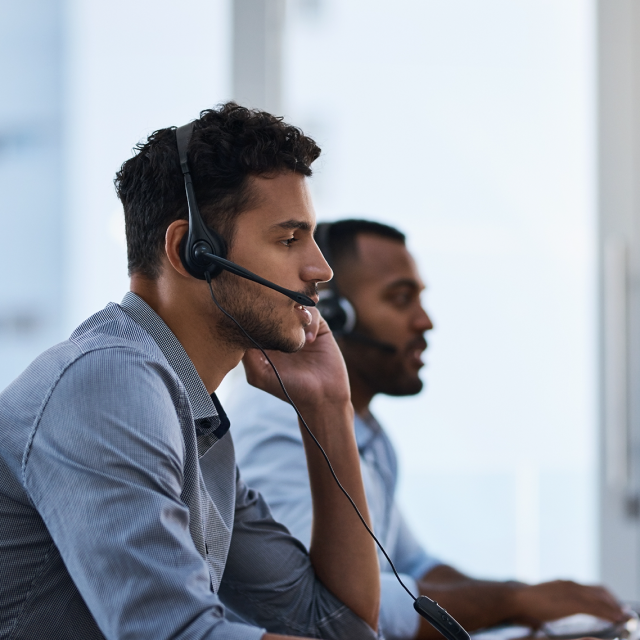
(415, 570, 626, 638)
(298, 401, 380, 630)
(416, 577, 518, 639)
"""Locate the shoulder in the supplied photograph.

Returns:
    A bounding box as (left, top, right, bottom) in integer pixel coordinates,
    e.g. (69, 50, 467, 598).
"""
(226, 375, 300, 440)
(34, 304, 188, 454)
(24, 345, 188, 488)
(54, 344, 184, 408)
(0, 328, 176, 448)
(225, 375, 303, 473)
(62, 302, 184, 399)
(70, 302, 164, 359)
(354, 412, 394, 451)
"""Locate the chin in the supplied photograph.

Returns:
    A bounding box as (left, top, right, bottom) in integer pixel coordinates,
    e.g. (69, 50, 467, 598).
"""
(287, 330, 306, 353)
(282, 318, 307, 352)
(267, 327, 306, 354)
(385, 376, 424, 397)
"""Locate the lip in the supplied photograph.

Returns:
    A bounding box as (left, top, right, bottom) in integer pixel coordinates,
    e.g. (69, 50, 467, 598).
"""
(406, 337, 427, 354)
(407, 350, 425, 368)
(405, 337, 428, 367)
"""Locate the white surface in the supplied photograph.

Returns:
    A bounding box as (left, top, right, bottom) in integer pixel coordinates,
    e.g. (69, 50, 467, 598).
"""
(471, 626, 531, 640)
(542, 613, 612, 637)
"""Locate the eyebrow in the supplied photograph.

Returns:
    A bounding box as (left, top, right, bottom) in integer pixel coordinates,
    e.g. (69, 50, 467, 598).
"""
(270, 219, 313, 231)
(384, 278, 423, 292)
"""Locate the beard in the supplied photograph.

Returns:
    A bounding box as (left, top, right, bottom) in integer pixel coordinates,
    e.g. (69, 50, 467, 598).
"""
(340, 329, 426, 397)
(207, 269, 314, 353)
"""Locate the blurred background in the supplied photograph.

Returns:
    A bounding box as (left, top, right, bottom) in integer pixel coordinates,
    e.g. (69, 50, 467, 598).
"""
(1, 0, 639, 599)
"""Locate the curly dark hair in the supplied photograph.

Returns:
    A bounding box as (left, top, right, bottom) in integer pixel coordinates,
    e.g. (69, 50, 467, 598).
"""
(115, 102, 321, 279)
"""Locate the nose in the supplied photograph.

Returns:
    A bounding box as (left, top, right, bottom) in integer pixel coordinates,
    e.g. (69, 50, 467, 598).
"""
(306, 238, 333, 284)
(415, 305, 434, 333)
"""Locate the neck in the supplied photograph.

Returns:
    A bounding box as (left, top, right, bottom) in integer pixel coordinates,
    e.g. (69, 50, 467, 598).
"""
(347, 368, 375, 417)
(130, 274, 243, 394)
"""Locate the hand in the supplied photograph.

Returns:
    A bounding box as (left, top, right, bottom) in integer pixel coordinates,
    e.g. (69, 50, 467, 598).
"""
(509, 580, 626, 627)
(242, 307, 350, 410)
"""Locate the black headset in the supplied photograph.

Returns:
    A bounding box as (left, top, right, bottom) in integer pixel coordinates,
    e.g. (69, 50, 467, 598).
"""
(175, 122, 315, 308)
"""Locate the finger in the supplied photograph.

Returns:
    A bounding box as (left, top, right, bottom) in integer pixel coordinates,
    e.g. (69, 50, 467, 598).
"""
(525, 582, 624, 623)
(581, 586, 626, 620)
(571, 592, 625, 622)
(595, 586, 625, 611)
(304, 307, 322, 344)
(594, 592, 627, 620)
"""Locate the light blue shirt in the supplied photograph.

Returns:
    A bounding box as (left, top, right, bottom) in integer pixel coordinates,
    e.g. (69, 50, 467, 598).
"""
(0, 293, 377, 640)
(228, 377, 443, 640)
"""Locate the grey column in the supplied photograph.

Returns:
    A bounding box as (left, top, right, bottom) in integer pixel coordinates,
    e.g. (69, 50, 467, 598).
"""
(232, 0, 286, 114)
(598, 0, 640, 600)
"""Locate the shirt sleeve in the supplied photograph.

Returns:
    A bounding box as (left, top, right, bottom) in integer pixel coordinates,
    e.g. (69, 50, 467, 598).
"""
(378, 504, 444, 639)
(379, 572, 421, 640)
(23, 348, 265, 640)
(389, 501, 442, 581)
(217, 467, 378, 640)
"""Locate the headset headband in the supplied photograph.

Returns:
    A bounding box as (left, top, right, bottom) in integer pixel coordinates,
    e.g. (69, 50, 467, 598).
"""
(175, 122, 227, 280)
(176, 122, 194, 176)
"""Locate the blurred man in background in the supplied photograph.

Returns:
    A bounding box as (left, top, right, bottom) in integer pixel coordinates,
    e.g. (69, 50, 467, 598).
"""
(227, 218, 625, 640)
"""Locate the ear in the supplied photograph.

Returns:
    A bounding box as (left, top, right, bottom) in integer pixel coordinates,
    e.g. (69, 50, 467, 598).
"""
(165, 220, 192, 279)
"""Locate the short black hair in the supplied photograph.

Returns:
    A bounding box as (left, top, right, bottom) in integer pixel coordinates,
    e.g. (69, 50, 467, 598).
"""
(315, 219, 406, 273)
(115, 102, 321, 279)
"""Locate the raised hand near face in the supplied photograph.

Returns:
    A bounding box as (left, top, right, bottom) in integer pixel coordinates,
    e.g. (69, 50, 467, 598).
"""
(242, 307, 351, 411)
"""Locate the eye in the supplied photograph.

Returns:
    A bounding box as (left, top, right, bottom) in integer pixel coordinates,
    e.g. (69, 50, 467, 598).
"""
(281, 236, 299, 247)
(387, 289, 414, 308)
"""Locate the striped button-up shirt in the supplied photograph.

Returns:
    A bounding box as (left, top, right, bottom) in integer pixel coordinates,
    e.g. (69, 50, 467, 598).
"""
(0, 292, 376, 640)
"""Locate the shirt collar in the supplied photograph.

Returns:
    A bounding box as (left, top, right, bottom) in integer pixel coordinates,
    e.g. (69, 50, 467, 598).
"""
(119, 292, 230, 454)
(354, 410, 382, 455)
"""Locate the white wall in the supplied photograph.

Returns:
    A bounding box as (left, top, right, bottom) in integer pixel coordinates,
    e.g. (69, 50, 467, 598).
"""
(283, 0, 598, 583)
(0, 0, 65, 390)
(64, 0, 232, 331)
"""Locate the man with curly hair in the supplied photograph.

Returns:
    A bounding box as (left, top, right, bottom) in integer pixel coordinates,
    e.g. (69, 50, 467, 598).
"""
(0, 104, 380, 640)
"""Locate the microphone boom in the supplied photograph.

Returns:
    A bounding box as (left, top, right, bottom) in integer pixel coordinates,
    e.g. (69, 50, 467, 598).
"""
(200, 250, 316, 307)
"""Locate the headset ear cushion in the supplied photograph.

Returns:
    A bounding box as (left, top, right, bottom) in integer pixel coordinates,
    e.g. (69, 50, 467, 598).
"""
(338, 297, 356, 333)
(317, 290, 357, 333)
(179, 226, 228, 280)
